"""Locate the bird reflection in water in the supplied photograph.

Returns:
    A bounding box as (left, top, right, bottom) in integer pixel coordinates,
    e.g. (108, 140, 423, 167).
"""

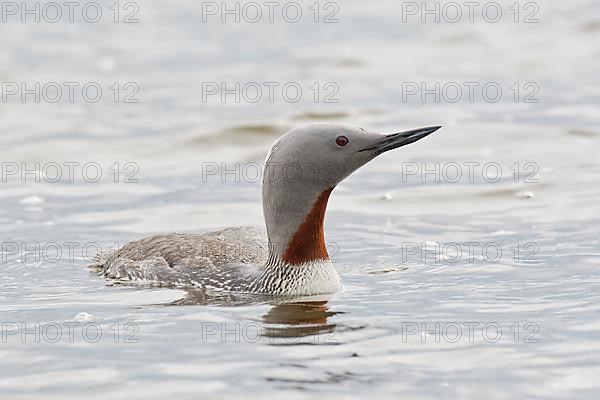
(261, 301, 339, 340)
(166, 289, 342, 340)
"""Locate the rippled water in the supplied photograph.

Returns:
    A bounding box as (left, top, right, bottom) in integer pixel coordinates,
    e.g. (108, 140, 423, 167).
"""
(1, 0, 600, 398)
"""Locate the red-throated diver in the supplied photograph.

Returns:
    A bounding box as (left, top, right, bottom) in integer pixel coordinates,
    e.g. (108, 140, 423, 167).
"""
(95, 123, 441, 295)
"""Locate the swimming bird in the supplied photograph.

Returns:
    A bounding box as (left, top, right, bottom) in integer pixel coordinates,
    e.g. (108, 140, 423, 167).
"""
(95, 123, 441, 296)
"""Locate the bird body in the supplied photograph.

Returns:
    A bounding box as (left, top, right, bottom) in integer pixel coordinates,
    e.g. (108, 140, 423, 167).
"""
(98, 227, 342, 296)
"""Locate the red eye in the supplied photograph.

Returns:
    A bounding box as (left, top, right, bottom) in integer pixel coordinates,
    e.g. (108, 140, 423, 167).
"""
(336, 135, 349, 147)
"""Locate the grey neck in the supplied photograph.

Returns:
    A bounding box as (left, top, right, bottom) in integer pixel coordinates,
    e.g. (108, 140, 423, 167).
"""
(262, 162, 324, 264)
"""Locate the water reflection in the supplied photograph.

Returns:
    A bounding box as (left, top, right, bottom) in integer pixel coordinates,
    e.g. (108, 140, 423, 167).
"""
(165, 288, 273, 306)
(261, 301, 340, 339)
(166, 289, 342, 340)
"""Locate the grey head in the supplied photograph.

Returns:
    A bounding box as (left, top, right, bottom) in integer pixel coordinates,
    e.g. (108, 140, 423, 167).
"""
(262, 123, 441, 266)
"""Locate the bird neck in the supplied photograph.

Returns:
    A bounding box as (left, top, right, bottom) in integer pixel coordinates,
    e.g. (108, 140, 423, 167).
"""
(263, 184, 333, 266)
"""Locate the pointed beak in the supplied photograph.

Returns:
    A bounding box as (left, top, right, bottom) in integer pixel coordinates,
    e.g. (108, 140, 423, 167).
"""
(359, 126, 442, 155)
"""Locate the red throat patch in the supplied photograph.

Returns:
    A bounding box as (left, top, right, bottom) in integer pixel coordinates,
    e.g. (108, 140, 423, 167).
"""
(282, 188, 333, 265)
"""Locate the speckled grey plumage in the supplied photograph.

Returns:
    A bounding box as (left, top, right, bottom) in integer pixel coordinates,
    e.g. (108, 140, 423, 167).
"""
(94, 226, 341, 295)
(96, 227, 266, 289)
